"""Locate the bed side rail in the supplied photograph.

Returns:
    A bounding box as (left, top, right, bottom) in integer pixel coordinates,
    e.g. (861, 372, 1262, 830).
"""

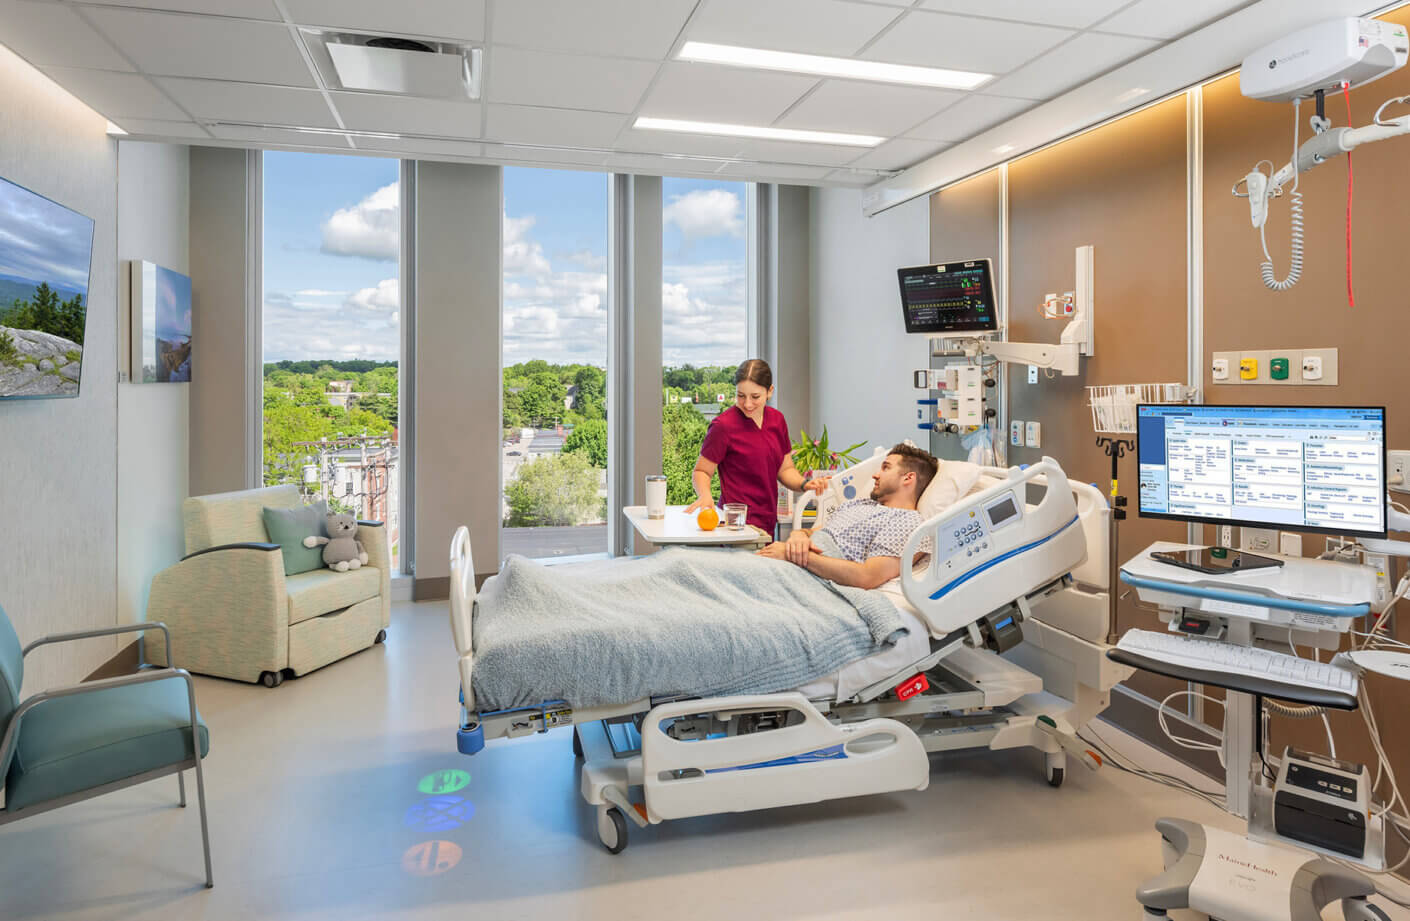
(900, 457, 1088, 636)
(450, 526, 476, 712)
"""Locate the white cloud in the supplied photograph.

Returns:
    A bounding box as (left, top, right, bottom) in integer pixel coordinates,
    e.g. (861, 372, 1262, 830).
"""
(321, 183, 399, 261)
(559, 248, 605, 271)
(504, 213, 550, 276)
(346, 278, 398, 313)
(663, 188, 743, 242)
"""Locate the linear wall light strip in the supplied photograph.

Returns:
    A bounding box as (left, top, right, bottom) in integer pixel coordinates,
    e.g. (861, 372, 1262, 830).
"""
(679, 41, 992, 90)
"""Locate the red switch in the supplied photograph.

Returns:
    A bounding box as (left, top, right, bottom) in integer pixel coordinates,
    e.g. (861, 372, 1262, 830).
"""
(895, 674, 929, 701)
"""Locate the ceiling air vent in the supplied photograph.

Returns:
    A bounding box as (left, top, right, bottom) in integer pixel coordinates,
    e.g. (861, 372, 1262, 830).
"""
(302, 30, 482, 100)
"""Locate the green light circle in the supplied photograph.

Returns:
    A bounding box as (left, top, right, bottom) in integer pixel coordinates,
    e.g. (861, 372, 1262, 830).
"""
(417, 769, 470, 795)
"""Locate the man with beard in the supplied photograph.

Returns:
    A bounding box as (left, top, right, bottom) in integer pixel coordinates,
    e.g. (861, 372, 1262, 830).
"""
(756, 442, 938, 590)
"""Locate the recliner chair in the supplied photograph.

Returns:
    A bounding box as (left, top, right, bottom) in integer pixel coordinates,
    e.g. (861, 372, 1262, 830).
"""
(148, 484, 391, 687)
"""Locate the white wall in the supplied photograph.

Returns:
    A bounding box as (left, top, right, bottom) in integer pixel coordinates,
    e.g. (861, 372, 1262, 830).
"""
(0, 45, 119, 692)
(116, 141, 190, 626)
(808, 187, 929, 453)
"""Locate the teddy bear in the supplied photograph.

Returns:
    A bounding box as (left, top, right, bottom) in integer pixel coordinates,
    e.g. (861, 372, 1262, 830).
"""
(302, 511, 369, 572)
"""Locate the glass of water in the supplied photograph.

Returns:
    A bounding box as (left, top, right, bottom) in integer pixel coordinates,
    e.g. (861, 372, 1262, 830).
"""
(723, 502, 748, 530)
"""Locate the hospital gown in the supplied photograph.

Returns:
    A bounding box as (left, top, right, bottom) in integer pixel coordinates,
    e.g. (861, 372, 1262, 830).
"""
(817, 499, 934, 562)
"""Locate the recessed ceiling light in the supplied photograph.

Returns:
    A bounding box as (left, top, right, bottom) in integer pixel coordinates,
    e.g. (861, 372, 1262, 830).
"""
(993, 143, 1016, 154)
(634, 116, 883, 147)
(678, 41, 992, 91)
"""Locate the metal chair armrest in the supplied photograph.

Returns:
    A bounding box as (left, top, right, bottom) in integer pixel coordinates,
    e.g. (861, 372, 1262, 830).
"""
(22, 622, 172, 670)
(0, 667, 200, 794)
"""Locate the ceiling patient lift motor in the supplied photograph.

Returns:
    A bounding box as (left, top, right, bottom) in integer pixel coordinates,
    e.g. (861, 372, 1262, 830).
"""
(1234, 17, 1410, 291)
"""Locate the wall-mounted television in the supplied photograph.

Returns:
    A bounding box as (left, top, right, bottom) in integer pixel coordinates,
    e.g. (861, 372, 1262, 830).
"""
(0, 175, 95, 400)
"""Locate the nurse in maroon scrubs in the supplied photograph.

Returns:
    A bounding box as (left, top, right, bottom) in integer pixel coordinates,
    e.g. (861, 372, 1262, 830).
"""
(684, 359, 828, 538)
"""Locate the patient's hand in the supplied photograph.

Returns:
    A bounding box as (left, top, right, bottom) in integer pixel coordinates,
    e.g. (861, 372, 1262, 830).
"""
(755, 542, 789, 561)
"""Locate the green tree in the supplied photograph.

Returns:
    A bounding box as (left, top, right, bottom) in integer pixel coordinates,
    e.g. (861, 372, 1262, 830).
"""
(662, 402, 718, 504)
(505, 452, 603, 526)
(519, 371, 566, 427)
(563, 417, 607, 468)
(0, 328, 14, 361)
(573, 365, 606, 419)
(2, 283, 85, 345)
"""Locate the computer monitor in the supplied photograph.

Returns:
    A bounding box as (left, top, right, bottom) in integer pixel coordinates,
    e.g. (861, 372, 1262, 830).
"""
(897, 259, 998, 335)
(1137, 404, 1386, 538)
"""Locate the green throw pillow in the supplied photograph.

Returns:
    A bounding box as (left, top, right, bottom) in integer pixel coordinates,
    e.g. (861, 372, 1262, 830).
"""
(262, 501, 328, 576)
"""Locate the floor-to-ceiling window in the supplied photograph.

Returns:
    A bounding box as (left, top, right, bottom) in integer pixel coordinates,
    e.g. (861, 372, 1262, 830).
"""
(501, 167, 610, 560)
(660, 178, 750, 506)
(262, 152, 402, 569)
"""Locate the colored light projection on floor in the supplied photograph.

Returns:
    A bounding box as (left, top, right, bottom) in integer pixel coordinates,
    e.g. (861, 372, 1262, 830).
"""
(417, 769, 470, 795)
(401, 840, 463, 877)
(404, 795, 475, 834)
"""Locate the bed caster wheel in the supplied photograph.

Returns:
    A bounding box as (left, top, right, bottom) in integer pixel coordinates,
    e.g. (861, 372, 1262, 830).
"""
(1045, 751, 1065, 787)
(1140, 909, 1168, 920)
(1047, 767, 1065, 788)
(259, 670, 283, 688)
(598, 806, 628, 855)
(572, 725, 584, 759)
(375, 629, 387, 644)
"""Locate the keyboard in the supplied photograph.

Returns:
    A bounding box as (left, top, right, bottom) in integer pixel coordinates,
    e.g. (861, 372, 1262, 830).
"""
(1111, 629, 1359, 708)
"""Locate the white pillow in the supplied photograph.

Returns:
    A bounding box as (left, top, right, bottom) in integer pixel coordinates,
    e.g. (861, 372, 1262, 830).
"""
(918, 460, 982, 520)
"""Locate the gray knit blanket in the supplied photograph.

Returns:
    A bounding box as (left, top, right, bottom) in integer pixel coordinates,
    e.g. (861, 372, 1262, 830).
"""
(470, 546, 906, 711)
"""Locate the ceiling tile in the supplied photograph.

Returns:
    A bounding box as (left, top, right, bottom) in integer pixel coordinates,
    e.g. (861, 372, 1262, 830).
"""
(843, 138, 949, 171)
(355, 136, 484, 158)
(863, 10, 1073, 75)
(1096, 0, 1245, 39)
(639, 62, 817, 124)
(980, 31, 1159, 100)
(0, 0, 135, 71)
(157, 78, 337, 127)
(207, 124, 353, 148)
(109, 117, 212, 139)
(776, 80, 961, 137)
(39, 66, 187, 119)
(919, 0, 1129, 30)
(329, 92, 481, 138)
(686, 0, 902, 57)
(84, 6, 315, 86)
(77, 0, 282, 18)
(284, 0, 485, 40)
(485, 46, 657, 113)
(905, 94, 1036, 142)
(726, 137, 875, 168)
(491, 0, 696, 59)
(484, 104, 625, 147)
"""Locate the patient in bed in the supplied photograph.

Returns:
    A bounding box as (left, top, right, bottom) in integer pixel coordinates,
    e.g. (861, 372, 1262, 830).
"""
(756, 442, 938, 591)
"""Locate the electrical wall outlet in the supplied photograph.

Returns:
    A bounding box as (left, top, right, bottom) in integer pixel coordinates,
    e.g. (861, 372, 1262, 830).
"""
(1365, 552, 1392, 606)
(1279, 532, 1302, 557)
(1240, 527, 1278, 553)
(1218, 525, 1233, 548)
(1389, 450, 1410, 494)
(1026, 421, 1041, 448)
(1010, 420, 1024, 446)
(1027, 364, 1038, 384)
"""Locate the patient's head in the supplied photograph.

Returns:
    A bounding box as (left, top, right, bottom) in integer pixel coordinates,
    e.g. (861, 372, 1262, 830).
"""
(870, 443, 939, 508)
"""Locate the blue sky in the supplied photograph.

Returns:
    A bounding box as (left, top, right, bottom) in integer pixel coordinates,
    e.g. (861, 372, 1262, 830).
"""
(262, 152, 747, 368)
(0, 175, 94, 296)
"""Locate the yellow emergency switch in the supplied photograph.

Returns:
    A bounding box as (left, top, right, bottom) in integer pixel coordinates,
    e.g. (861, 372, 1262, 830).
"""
(1239, 358, 1258, 380)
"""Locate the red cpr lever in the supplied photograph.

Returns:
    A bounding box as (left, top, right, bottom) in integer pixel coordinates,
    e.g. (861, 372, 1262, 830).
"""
(895, 674, 929, 701)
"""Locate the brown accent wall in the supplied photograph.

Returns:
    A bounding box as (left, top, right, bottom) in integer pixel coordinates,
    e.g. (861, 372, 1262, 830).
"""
(1203, 6, 1410, 847)
(927, 7, 1410, 873)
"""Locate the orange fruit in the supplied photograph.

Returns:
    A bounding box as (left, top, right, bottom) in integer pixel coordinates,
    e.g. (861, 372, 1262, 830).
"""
(697, 507, 720, 531)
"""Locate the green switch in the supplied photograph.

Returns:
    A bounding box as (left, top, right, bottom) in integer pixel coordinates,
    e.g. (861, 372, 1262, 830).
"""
(1270, 357, 1290, 380)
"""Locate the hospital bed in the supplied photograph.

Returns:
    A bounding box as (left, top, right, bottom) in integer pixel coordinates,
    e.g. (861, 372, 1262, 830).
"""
(448, 453, 1133, 853)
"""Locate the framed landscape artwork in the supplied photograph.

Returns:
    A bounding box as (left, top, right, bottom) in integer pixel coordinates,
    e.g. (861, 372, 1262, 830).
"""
(131, 260, 192, 383)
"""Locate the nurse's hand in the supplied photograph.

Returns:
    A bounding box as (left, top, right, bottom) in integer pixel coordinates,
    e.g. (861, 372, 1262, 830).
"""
(683, 495, 713, 515)
(803, 477, 831, 495)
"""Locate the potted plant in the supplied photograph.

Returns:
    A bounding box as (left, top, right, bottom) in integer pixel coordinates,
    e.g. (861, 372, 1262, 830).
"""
(780, 427, 866, 519)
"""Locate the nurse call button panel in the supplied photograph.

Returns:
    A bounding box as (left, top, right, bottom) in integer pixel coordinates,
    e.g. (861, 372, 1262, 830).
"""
(936, 490, 1024, 570)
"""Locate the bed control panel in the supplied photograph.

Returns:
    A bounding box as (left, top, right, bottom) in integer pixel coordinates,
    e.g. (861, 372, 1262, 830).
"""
(935, 489, 1025, 573)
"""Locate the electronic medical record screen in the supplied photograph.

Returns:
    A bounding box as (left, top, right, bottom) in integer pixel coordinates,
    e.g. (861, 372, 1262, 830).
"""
(1136, 404, 1387, 537)
(897, 259, 998, 334)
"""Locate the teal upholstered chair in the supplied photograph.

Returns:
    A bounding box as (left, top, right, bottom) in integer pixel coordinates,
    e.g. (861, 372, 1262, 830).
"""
(0, 604, 213, 888)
